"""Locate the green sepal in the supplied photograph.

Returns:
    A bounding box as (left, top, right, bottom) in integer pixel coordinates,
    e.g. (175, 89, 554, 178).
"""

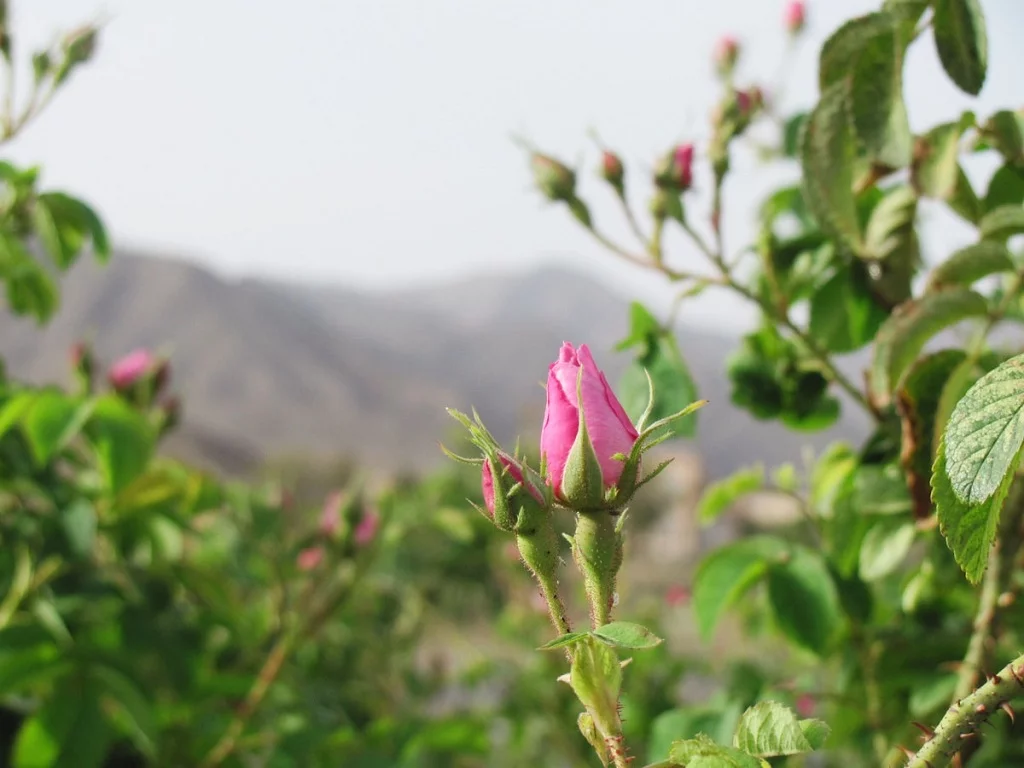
(561, 369, 607, 510)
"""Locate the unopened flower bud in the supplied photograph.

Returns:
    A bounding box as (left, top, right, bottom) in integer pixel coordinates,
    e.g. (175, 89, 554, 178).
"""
(784, 1, 806, 35)
(598, 150, 624, 194)
(32, 51, 51, 83)
(63, 25, 98, 67)
(654, 143, 694, 192)
(320, 491, 343, 536)
(713, 35, 740, 77)
(297, 546, 324, 571)
(482, 453, 543, 531)
(70, 341, 95, 383)
(108, 349, 155, 390)
(353, 509, 380, 546)
(530, 152, 576, 203)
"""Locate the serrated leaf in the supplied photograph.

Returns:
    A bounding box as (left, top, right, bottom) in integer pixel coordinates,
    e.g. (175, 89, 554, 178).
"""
(869, 288, 989, 407)
(983, 110, 1024, 165)
(692, 537, 788, 640)
(766, 547, 843, 655)
(733, 701, 830, 757)
(979, 205, 1024, 241)
(698, 466, 765, 524)
(927, 241, 1015, 291)
(944, 353, 1024, 504)
(933, 0, 988, 96)
(858, 519, 916, 580)
(933, 436, 1019, 583)
(802, 82, 860, 248)
(670, 733, 765, 768)
(896, 349, 968, 518)
(593, 621, 663, 650)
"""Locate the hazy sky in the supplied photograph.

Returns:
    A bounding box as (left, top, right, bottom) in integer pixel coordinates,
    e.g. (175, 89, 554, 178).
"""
(8, 1, 1024, 330)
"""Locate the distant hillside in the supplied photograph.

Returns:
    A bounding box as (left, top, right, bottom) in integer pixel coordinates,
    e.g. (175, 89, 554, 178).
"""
(0, 251, 873, 477)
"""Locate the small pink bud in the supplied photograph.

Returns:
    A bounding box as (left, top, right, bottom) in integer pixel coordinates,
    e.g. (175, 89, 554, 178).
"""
(665, 584, 691, 607)
(784, 1, 806, 35)
(481, 454, 542, 520)
(714, 35, 740, 76)
(108, 349, 155, 390)
(297, 546, 324, 571)
(319, 491, 343, 536)
(599, 150, 624, 189)
(674, 143, 694, 189)
(354, 510, 380, 546)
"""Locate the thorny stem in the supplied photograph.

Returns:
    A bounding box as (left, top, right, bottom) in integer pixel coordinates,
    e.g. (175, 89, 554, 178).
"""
(951, 480, 1024, 705)
(905, 652, 1024, 768)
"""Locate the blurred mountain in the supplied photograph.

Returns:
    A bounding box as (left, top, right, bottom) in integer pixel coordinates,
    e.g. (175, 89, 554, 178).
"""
(0, 251, 872, 477)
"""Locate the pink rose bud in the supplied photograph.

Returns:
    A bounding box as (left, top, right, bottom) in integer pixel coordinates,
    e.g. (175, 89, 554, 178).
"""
(108, 349, 155, 390)
(481, 453, 544, 530)
(541, 342, 639, 507)
(713, 35, 740, 76)
(599, 150, 624, 191)
(70, 341, 95, 382)
(785, 1, 806, 35)
(354, 510, 380, 546)
(320, 491, 343, 536)
(297, 546, 324, 571)
(530, 152, 577, 203)
(674, 143, 694, 189)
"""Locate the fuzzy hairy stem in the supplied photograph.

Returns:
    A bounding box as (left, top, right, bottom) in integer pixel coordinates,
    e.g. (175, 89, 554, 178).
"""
(906, 653, 1024, 768)
(573, 511, 619, 629)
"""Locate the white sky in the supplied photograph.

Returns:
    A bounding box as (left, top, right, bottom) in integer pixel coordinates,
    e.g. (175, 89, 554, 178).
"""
(7, 1, 1024, 330)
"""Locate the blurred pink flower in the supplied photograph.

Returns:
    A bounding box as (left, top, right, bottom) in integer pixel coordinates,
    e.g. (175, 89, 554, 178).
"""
(796, 693, 816, 717)
(785, 0, 806, 34)
(674, 143, 694, 189)
(354, 510, 380, 546)
(665, 584, 691, 607)
(108, 349, 155, 389)
(541, 342, 638, 500)
(320, 491, 343, 535)
(297, 546, 324, 571)
(713, 35, 740, 73)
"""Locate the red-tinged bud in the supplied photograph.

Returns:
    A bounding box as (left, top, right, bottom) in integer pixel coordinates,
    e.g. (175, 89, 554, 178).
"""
(530, 152, 577, 203)
(353, 509, 380, 546)
(713, 35, 740, 77)
(320, 491, 343, 536)
(654, 143, 694, 191)
(784, 0, 806, 35)
(70, 341, 95, 387)
(665, 584, 690, 607)
(599, 150, 625, 193)
(297, 546, 324, 571)
(63, 25, 97, 66)
(795, 693, 816, 717)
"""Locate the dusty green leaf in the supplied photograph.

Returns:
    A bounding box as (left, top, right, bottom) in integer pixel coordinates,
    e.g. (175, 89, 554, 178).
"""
(932, 0, 988, 96)
(927, 241, 1014, 291)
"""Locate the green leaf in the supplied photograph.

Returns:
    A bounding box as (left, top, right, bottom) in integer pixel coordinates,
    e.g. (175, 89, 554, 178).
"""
(92, 665, 158, 757)
(862, 185, 919, 306)
(927, 241, 1015, 290)
(537, 631, 590, 651)
(858, 519, 916, 580)
(12, 676, 111, 768)
(896, 349, 968, 518)
(85, 396, 156, 494)
(984, 164, 1024, 213)
(697, 466, 765, 524)
(0, 235, 59, 323)
(783, 113, 808, 158)
(19, 391, 95, 466)
(809, 266, 888, 352)
(913, 121, 965, 200)
(592, 621, 663, 650)
(61, 500, 97, 558)
(568, 636, 622, 739)
(979, 204, 1024, 241)
(0, 643, 69, 695)
(869, 287, 989, 407)
(618, 320, 699, 441)
(693, 537, 787, 640)
(648, 707, 739, 762)
(733, 701, 830, 757)
(669, 733, 765, 768)
(766, 547, 843, 655)
(0, 391, 38, 440)
(802, 81, 860, 248)
(983, 110, 1024, 165)
(616, 302, 662, 352)
(34, 192, 110, 266)
(849, 16, 912, 167)
(944, 353, 1024, 504)
(933, 436, 1019, 584)
(932, 0, 988, 96)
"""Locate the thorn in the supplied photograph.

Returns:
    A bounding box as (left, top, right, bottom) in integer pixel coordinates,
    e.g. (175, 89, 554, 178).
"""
(990, 673, 1002, 685)
(912, 722, 935, 738)
(1012, 665, 1024, 686)
(953, 753, 964, 768)
(976, 703, 988, 714)
(897, 745, 916, 759)
(960, 731, 977, 740)
(1001, 701, 1016, 723)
